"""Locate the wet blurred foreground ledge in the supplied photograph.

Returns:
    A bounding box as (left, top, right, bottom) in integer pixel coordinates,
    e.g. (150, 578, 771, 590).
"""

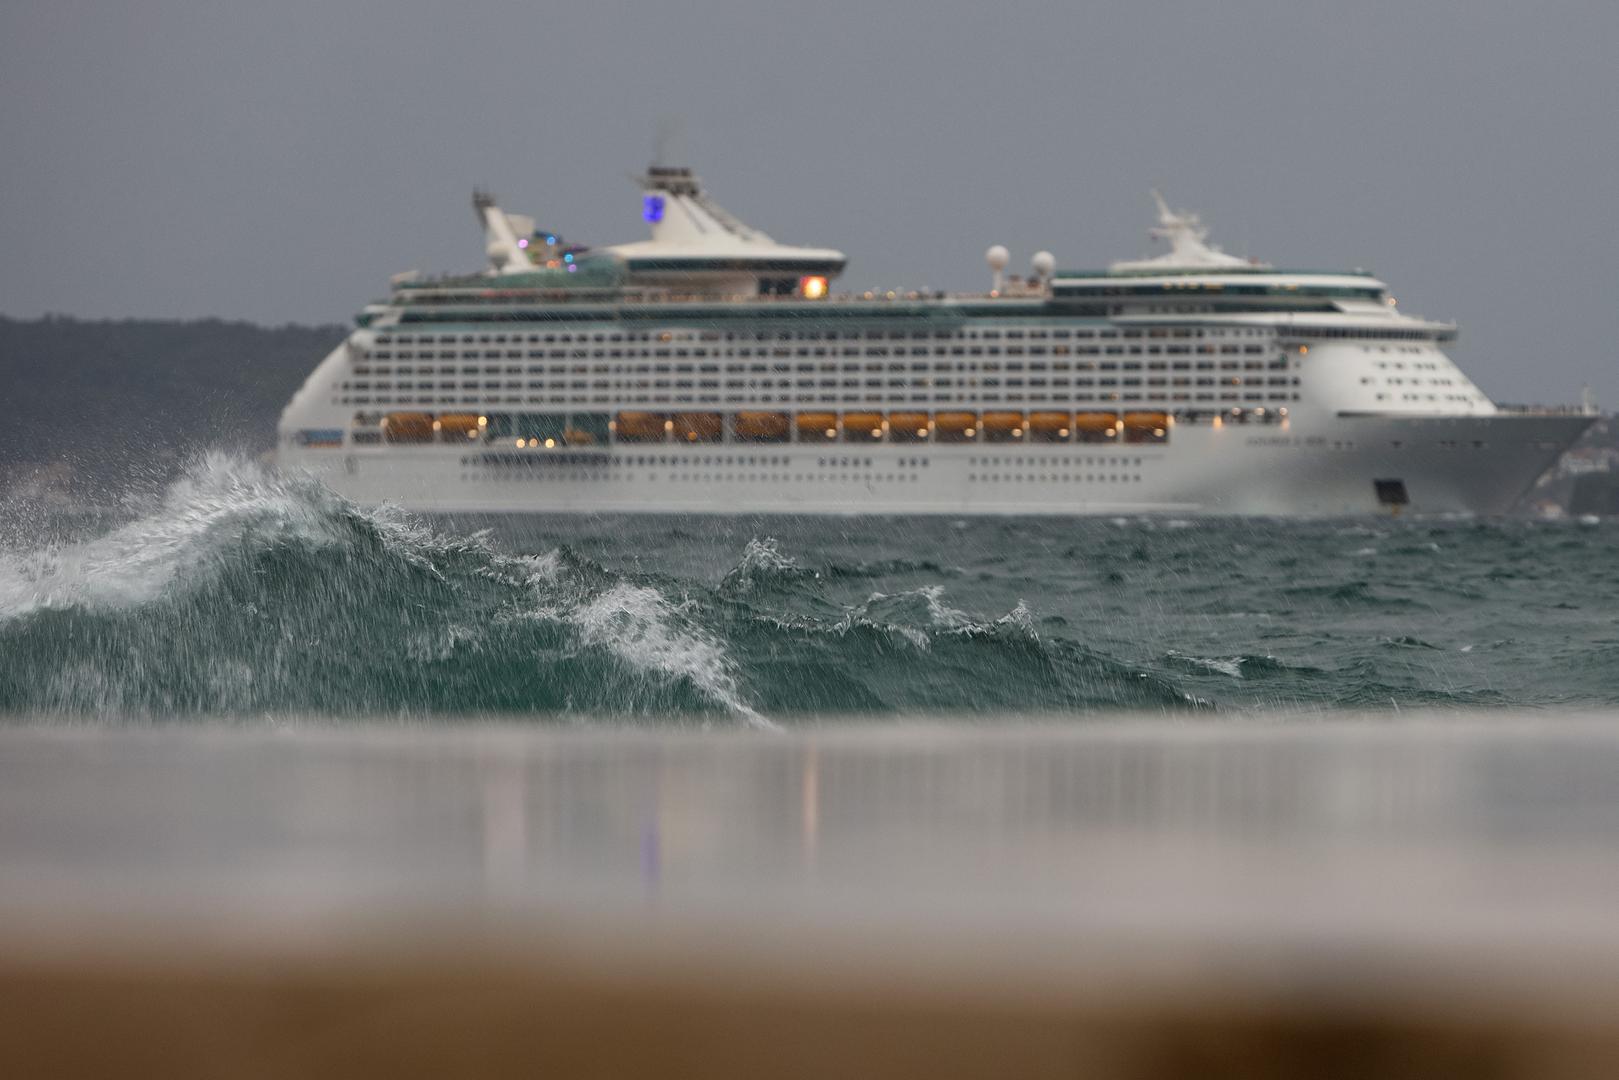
(5, 716, 1619, 1077)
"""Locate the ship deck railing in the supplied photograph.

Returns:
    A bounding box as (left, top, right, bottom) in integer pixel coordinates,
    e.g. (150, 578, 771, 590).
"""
(386, 285, 1043, 307)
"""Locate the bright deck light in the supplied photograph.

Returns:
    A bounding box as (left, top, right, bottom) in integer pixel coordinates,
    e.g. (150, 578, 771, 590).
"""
(801, 276, 828, 299)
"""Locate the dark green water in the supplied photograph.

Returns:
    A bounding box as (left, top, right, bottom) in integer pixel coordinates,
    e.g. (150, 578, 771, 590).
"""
(2, 455, 1616, 724)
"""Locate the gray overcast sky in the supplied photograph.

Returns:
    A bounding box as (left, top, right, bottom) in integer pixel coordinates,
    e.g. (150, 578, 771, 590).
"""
(2, 0, 1616, 405)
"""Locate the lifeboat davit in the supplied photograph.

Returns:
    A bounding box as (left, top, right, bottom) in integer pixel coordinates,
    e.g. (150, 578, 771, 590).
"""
(934, 411, 978, 443)
(382, 412, 435, 444)
(733, 411, 790, 442)
(615, 411, 668, 442)
(981, 411, 1026, 443)
(436, 413, 485, 442)
(796, 412, 838, 442)
(888, 411, 930, 443)
(674, 412, 723, 443)
(1027, 411, 1071, 442)
(1073, 412, 1119, 443)
(842, 412, 884, 443)
(1122, 411, 1171, 444)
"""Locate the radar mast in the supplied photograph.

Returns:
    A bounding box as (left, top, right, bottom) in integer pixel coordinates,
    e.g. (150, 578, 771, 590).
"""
(1111, 191, 1266, 272)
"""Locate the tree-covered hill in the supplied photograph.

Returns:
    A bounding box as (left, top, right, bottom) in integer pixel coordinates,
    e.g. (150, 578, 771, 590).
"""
(1, 314, 346, 500)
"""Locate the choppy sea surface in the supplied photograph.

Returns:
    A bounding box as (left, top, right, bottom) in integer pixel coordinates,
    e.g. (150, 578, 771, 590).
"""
(1, 455, 1615, 725)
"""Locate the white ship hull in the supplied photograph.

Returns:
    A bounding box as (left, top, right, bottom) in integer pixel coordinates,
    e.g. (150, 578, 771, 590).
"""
(282, 413, 1588, 517)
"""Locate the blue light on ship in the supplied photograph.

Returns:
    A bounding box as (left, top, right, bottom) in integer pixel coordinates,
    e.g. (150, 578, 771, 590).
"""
(643, 195, 665, 224)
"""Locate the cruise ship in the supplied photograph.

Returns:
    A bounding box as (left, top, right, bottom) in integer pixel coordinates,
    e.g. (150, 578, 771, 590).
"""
(277, 163, 1595, 515)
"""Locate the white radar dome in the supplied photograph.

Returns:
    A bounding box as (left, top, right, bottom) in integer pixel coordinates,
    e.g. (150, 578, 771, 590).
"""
(985, 245, 1010, 271)
(1031, 251, 1056, 277)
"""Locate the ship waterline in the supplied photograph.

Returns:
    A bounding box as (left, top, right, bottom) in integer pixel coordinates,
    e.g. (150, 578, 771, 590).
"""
(277, 165, 1595, 515)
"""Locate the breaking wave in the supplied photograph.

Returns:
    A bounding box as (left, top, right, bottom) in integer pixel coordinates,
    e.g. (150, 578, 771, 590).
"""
(0, 456, 1191, 723)
(2, 455, 1615, 724)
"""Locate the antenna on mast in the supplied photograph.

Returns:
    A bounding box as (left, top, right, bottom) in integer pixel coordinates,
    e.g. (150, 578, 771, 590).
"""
(985, 245, 1010, 294)
(653, 115, 685, 167)
(1150, 188, 1173, 221)
(1112, 190, 1263, 271)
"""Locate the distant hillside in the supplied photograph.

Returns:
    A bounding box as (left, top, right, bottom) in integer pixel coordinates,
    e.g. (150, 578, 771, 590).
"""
(0, 314, 346, 499)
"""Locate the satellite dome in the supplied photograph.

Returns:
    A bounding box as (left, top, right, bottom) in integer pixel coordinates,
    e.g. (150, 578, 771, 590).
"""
(985, 245, 1010, 271)
(1031, 251, 1056, 277)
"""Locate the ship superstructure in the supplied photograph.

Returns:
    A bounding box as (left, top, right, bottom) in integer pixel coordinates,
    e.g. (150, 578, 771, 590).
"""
(277, 164, 1594, 515)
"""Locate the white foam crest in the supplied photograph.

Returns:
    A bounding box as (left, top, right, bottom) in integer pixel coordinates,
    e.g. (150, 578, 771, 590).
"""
(835, 585, 979, 649)
(1168, 649, 1245, 678)
(359, 507, 513, 585)
(720, 536, 813, 597)
(919, 584, 971, 628)
(569, 582, 775, 730)
(523, 549, 565, 583)
(738, 536, 798, 574)
(0, 453, 347, 619)
(994, 600, 1038, 635)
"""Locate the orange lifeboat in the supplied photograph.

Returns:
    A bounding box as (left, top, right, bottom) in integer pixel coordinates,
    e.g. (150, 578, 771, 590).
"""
(1027, 411, 1072, 442)
(615, 411, 668, 442)
(674, 412, 723, 443)
(796, 412, 838, 442)
(888, 411, 930, 443)
(733, 411, 790, 442)
(934, 411, 978, 442)
(435, 413, 484, 442)
(382, 412, 435, 444)
(1073, 412, 1119, 443)
(1122, 411, 1171, 444)
(841, 411, 884, 443)
(980, 411, 1026, 443)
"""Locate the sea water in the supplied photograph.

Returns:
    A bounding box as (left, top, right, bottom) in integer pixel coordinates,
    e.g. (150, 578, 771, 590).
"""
(1, 453, 1616, 723)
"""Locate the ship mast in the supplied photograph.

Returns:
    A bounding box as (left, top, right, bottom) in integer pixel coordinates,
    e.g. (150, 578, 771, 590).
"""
(1111, 192, 1265, 272)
